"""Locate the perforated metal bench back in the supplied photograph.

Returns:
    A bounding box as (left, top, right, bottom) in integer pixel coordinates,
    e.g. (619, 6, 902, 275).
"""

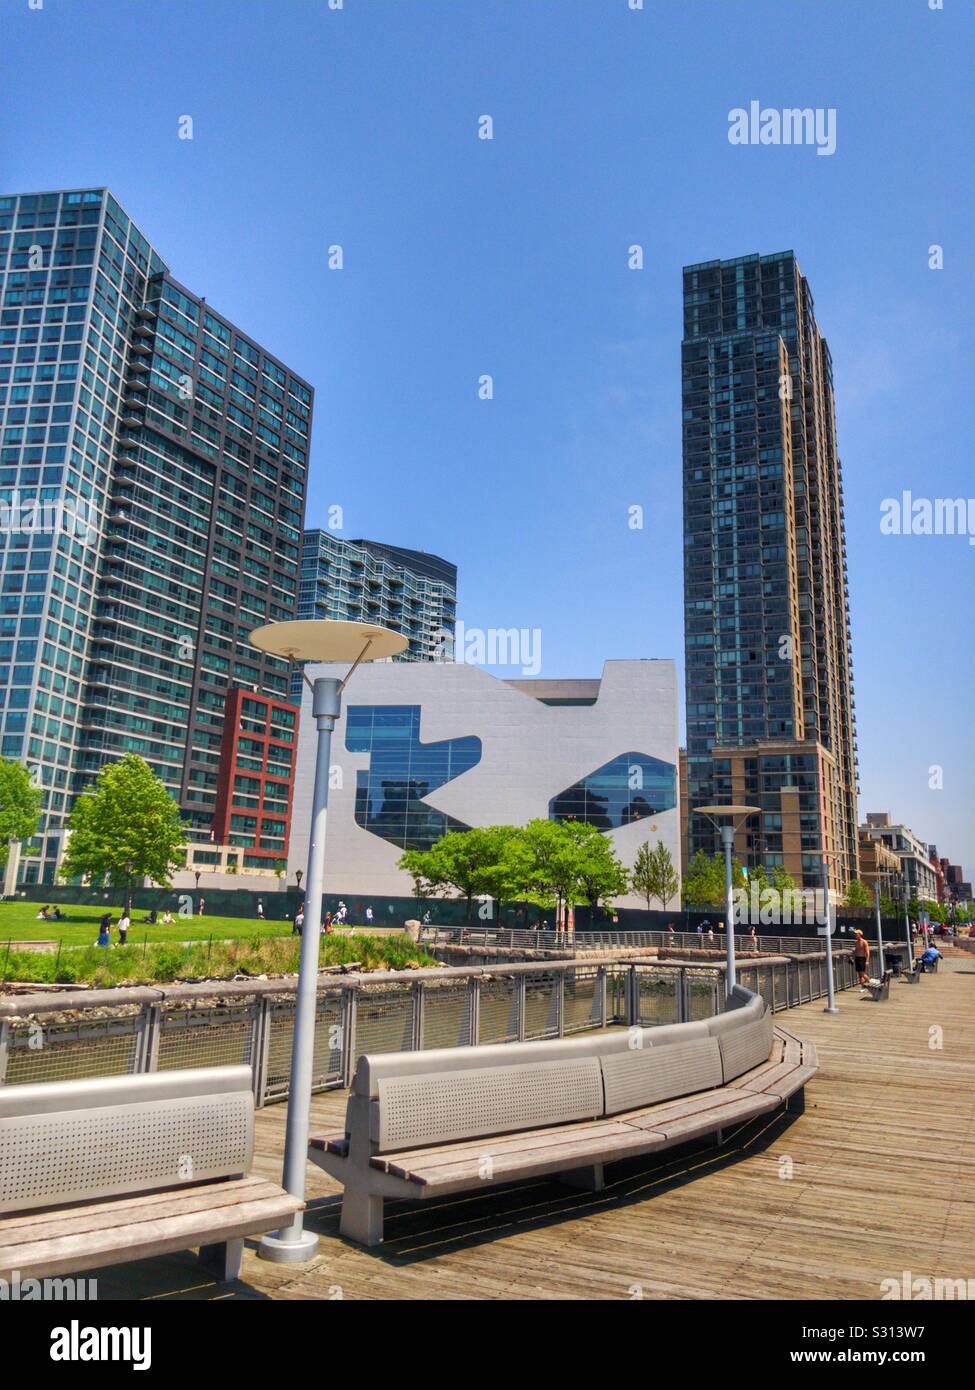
(376, 1056, 604, 1151)
(0, 1066, 254, 1215)
(717, 1009, 775, 1082)
(601, 1038, 723, 1115)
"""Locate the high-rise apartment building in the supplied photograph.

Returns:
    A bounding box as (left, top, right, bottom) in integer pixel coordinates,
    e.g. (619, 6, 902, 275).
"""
(681, 251, 857, 891)
(297, 531, 456, 662)
(0, 188, 310, 882)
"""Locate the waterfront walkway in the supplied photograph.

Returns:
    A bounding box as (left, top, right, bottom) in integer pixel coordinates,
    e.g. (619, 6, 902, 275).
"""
(95, 962, 975, 1300)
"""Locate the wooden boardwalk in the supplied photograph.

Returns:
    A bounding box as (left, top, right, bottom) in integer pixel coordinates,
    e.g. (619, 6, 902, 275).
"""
(94, 962, 975, 1301)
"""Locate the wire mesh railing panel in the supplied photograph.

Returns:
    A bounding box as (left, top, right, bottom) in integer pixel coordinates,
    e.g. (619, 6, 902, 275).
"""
(523, 972, 560, 1040)
(2, 1015, 142, 1086)
(421, 985, 473, 1050)
(156, 1003, 257, 1073)
(352, 989, 415, 1059)
(683, 969, 721, 1021)
(477, 976, 519, 1044)
(606, 968, 629, 1024)
(263, 996, 344, 1100)
(563, 967, 602, 1034)
(635, 969, 680, 1026)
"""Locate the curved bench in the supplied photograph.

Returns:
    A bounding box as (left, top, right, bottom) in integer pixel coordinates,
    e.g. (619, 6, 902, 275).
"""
(309, 985, 817, 1246)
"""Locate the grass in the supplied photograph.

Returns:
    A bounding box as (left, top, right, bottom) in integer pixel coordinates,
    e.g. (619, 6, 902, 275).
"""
(0, 931, 438, 987)
(0, 902, 299, 947)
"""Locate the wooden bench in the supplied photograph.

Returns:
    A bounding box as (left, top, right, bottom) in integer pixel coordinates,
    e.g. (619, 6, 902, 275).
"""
(309, 985, 816, 1246)
(0, 1065, 302, 1285)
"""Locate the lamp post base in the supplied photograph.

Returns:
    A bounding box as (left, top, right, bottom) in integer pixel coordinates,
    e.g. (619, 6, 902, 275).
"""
(823, 1004, 839, 1014)
(257, 1227, 320, 1264)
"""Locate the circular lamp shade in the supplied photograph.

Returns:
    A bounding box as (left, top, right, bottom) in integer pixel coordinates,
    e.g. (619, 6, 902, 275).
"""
(694, 804, 762, 818)
(248, 619, 408, 663)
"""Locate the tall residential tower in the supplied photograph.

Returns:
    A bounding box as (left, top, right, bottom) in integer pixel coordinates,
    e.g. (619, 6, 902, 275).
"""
(681, 251, 857, 892)
(0, 188, 310, 881)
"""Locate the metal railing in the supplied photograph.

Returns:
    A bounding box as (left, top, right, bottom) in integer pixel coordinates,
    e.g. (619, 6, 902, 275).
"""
(0, 950, 855, 1104)
(422, 925, 836, 954)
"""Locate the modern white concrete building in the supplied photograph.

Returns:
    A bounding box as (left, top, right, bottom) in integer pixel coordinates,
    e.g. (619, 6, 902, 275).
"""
(287, 659, 680, 908)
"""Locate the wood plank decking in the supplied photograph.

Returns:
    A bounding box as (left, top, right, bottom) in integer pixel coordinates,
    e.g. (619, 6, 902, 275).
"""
(87, 962, 975, 1301)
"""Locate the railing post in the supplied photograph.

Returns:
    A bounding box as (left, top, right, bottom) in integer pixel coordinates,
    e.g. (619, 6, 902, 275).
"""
(517, 975, 527, 1041)
(627, 964, 638, 1025)
(412, 981, 424, 1051)
(342, 989, 358, 1088)
(137, 1002, 160, 1073)
(0, 1020, 9, 1085)
(253, 995, 272, 1107)
(556, 969, 565, 1037)
(596, 965, 607, 1029)
(468, 975, 480, 1046)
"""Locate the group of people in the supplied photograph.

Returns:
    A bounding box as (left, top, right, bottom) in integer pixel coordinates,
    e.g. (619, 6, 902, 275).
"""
(291, 899, 367, 935)
(93, 907, 175, 946)
(35, 904, 64, 921)
(851, 926, 944, 987)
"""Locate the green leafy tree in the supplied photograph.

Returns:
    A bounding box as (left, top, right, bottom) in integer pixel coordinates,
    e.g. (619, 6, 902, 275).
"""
(630, 840, 680, 909)
(398, 848, 446, 915)
(0, 758, 43, 870)
(520, 819, 587, 923)
(844, 878, 872, 909)
(879, 894, 899, 919)
(562, 820, 629, 913)
(61, 754, 187, 914)
(682, 851, 744, 908)
(474, 826, 536, 924)
(399, 828, 504, 922)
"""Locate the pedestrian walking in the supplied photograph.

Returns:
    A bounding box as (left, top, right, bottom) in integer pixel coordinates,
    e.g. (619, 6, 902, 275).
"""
(257, 898, 264, 921)
(365, 906, 374, 925)
(117, 910, 130, 946)
(198, 897, 205, 917)
(853, 927, 870, 988)
(96, 913, 112, 948)
(293, 907, 305, 936)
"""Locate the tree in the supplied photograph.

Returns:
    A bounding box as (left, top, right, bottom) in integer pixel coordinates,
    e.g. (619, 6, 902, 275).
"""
(398, 848, 446, 915)
(0, 758, 43, 869)
(399, 828, 503, 922)
(879, 894, 899, 919)
(562, 820, 629, 912)
(630, 840, 680, 909)
(60, 754, 187, 913)
(681, 851, 744, 908)
(844, 878, 872, 909)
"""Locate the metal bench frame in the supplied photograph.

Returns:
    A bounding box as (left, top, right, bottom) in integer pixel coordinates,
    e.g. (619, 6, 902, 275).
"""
(310, 986, 817, 1246)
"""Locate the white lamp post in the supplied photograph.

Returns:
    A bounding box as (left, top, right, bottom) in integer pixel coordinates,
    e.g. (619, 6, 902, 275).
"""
(250, 620, 407, 1264)
(818, 850, 843, 1014)
(692, 805, 760, 1000)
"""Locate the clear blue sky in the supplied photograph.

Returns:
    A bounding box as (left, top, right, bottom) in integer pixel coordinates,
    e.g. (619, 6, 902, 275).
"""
(4, 0, 973, 872)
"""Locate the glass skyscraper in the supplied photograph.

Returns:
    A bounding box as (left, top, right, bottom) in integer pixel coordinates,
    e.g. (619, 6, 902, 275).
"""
(681, 251, 857, 891)
(297, 531, 456, 662)
(0, 188, 310, 882)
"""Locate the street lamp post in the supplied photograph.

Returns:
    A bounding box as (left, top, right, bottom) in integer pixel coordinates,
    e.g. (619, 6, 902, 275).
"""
(819, 851, 839, 1014)
(249, 620, 406, 1265)
(693, 805, 760, 1001)
(873, 881, 886, 981)
(902, 880, 914, 975)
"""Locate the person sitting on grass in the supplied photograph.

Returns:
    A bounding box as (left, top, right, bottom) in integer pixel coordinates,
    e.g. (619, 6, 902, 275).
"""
(50, 906, 63, 921)
(36, 905, 50, 920)
(161, 910, 174, 925)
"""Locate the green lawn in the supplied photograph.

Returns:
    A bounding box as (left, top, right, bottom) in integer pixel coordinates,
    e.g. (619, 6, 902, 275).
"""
(0, 903, 437, 984)
(0, 902, 297, 948)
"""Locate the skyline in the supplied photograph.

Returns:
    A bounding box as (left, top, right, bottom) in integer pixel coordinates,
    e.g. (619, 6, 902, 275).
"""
(3, 0, 973, 870)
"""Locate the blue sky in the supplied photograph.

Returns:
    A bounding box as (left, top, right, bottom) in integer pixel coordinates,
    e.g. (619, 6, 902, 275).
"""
(3, 0, 973, 871)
